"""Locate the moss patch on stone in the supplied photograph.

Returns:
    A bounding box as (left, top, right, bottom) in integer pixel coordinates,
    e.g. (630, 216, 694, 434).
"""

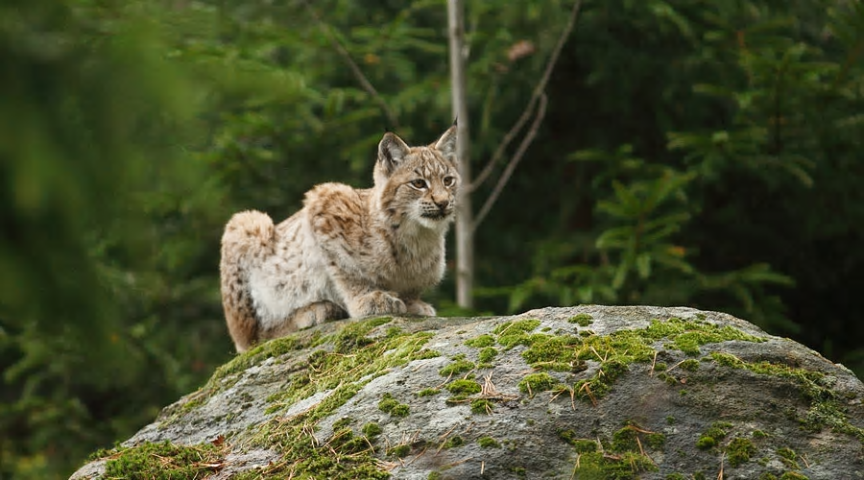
(378, 393, 409, 417)
(568, 314, 594, 326)
(92, 441, 224, 480)
(445, 379, 482, 396)
(465, 334, 495, 348)
(494, 319, 542, 348)
(470, 398, 494, 414)
(439, 354, 476, 377)
(416, 388, 440, 397)
(442, 435, 464, 449)
(727, 437, 756, 467)
(696, 421, 732, 450)
(518, 373, 557, 395)
(478, 347, 498, 364)
(477, 436, 501, 448)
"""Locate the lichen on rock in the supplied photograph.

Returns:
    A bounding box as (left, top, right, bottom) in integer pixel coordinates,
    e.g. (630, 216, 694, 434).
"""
(72, 306, 864, 479)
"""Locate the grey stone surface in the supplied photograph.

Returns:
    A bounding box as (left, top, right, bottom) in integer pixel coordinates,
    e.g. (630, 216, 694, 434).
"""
(71, 306, 864, 479)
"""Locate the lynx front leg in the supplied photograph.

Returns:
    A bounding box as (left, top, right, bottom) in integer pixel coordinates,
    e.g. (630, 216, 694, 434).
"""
(405, 298, 436, 317)
(347, 290, 408, 318)
(330, 275, 407, 317)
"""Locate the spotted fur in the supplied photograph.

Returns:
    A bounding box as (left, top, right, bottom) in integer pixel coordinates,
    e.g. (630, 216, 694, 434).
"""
(220, 127, 460, 352)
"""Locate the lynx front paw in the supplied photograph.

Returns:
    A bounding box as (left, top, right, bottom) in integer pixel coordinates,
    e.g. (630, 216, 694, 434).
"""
(405, 299, 436, 317)
(351, 291, 407, 317)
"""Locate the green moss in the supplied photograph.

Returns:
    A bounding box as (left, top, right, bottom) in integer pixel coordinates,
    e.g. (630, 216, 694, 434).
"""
(666, 475, 687, 480)
(177, 316, 447, 479)
(570, 451, 657, 478)
(654, 362, 668, 371)
(510, 466, 527, 477)
(759, 474, 778, 480)
(666, 416, 675, 425)
(446, 379, 482, 396)
(611, 425, 639, 452)
(679, 359, 700, 371)
(646, 433, 666, 450)
(378, 393, 409, 417)
(726, 437, 756, 467)
(495, 319, 542, 348)
(521, 334, 586, 372)
(465, 334, 495, 348)
(428, 473, 442, 480)
(753, 429, 769, 438)
(442, 435, 464, 449)
(478, 347, 498, 363)
(361, 423, 382, 439)
(779, 473, 809, 480)
(416, 388, 440, 397)
(477, 436, 501, 448)
(573, 440, 598, 454)
(334, 317, 391, 353)
(777, 447, 799, 469)
(696, 421, 732, 450)
(332, 417, 353, 430)
(568, 314, 594, 326)
(388, 444, 411, 458)
(97, 441, 223, 480)
(695, 436, 716, 450)
(439, 357, 476, 377)
(556, 429, 600, 454)
(644, 318, 765, 355)
(470, 398, 494, 414)
(518, 373, 557, 395)
(212, 336, 300, 383)
(329, 427, 369, 455)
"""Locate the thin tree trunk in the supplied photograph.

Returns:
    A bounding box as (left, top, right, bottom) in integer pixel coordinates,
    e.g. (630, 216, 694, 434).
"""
(447, 0, 473, 309)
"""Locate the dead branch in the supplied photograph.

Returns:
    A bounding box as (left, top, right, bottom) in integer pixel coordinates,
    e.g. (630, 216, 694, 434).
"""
(300, 0, 401, 131)
(474, 92, 548, 229)
(468, 0, 584, 199)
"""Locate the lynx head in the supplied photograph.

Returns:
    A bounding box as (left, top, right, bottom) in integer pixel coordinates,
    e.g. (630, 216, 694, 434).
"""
(374, 126, 460, 230)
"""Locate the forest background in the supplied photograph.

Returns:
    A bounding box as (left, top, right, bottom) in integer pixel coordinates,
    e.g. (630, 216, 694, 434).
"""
(2, 0, 863, 478)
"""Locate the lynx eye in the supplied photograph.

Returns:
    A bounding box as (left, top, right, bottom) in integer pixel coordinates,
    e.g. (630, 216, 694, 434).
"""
(443, 176, 455, 187)
(410, 179, 428, 189)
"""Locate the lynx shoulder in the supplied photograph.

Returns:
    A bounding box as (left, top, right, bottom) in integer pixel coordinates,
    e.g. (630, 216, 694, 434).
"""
(220, 126, 460, 352)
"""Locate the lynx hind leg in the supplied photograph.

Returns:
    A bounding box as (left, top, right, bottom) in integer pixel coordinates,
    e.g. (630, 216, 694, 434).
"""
(220, 210, 275, 353)
(261, 301, 348, 341)
(405, 298, 436, 317)
(222, 285, 259, 353)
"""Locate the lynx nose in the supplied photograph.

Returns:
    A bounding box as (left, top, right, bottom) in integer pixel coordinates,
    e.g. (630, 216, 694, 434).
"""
(434, 198, 449, 212)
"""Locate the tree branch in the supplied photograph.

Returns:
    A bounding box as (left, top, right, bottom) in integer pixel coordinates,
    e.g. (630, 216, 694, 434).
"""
(301, 0, 401, 131)
(468, 0, 583, 193)
(474, 92, 548, 230)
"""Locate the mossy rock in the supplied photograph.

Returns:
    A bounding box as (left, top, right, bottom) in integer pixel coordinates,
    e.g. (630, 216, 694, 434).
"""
(72, 306, 864, 480)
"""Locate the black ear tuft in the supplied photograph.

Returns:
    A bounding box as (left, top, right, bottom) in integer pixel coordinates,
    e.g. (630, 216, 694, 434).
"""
(433, 126, 458, 164)
(452, 117, 458, 127)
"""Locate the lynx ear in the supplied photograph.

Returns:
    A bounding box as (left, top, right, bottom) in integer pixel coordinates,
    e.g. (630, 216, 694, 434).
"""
(378, 132, 410, 175)
(433, 125, 458, 164)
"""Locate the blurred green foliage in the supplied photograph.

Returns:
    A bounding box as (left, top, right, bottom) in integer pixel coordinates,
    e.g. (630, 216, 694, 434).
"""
(1, 0, 863, 478)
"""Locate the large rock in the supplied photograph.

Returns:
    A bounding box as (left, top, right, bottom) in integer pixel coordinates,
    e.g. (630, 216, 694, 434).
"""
(71, 306, 864, 479)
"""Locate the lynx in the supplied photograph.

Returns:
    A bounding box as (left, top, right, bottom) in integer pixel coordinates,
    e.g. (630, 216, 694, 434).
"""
(220, 126, 460, 352)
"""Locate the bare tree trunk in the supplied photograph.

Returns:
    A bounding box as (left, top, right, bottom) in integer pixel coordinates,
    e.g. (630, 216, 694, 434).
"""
(447, 0, 473, 309)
